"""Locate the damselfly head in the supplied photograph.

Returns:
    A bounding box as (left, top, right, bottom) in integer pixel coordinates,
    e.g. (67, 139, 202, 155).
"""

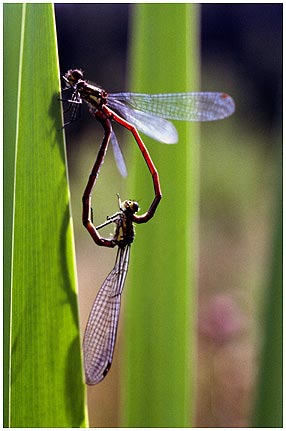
(65, 68, 84, 86)
(123, 200, 139, 214)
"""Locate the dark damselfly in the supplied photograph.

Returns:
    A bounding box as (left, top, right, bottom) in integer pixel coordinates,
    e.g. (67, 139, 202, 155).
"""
(83, 195, 142, 385)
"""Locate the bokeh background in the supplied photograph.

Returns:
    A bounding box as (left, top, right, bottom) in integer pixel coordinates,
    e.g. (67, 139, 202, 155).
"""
(54, 4, 282, 427)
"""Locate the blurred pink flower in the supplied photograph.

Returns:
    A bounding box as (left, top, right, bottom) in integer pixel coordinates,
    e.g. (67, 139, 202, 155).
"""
(199, 294, 246, 343)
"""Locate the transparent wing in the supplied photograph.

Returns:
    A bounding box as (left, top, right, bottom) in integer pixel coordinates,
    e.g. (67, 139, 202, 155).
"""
(62, 89, 82, 126)
(110, 129, 128, 177)
(108, 92, 235, 123)
(83, 246, 130, 385)
(108, 100, 178, 144)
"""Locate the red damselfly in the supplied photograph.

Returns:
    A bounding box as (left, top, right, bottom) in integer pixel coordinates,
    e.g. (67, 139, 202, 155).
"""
(62, 68, 235, 180)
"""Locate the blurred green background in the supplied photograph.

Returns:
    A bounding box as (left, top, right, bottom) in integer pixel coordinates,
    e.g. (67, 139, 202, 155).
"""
(54, 4, 282, 428)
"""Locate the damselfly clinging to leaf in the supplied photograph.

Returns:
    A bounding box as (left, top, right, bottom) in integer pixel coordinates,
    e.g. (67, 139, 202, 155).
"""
(61, 68, 235, 178)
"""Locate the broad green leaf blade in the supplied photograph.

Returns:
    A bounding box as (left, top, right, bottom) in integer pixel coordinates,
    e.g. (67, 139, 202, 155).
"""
(3, 4, 23, 427)
(122, 4, 200, 427)
(8, 4, 88, 427)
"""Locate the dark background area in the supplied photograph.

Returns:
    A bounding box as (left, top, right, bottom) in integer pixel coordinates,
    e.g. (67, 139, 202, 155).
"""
(202, 4, 282, 128)
(54, 4, 282, 427)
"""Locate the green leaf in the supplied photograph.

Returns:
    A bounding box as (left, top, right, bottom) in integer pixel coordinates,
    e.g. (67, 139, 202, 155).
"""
(3, 4, 23, 426)
(4, 4, 88, 427)
(252, 152, 282, 427)
(122, 4, 200, 427)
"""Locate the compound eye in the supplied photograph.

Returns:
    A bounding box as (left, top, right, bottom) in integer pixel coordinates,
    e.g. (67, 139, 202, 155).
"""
(123, 199, 139, 213)
(72, 69, 83, 80)
(130, 201, 139, 213)
(66, 69, 83, 84)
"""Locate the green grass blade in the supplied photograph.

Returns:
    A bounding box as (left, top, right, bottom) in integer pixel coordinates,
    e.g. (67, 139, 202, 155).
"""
(122, 4, 200, 427)
(3, 4, 23, 427)
(6, 4, 88, 427)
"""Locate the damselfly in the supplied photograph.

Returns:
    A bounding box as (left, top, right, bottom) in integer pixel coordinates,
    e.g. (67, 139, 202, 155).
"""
(83, 195, 141, 385)
(62, 68, 235, 180)
(62, 69, 162, 227)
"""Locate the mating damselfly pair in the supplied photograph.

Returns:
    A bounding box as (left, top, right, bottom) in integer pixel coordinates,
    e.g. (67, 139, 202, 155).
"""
(62, 68, 235, 385)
